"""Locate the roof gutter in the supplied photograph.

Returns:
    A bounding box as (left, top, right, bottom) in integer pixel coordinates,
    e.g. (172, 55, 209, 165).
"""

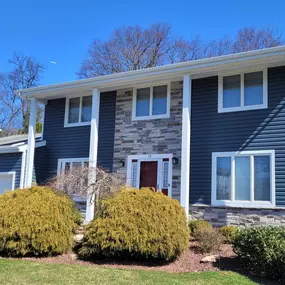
(17, 46, 285, 98)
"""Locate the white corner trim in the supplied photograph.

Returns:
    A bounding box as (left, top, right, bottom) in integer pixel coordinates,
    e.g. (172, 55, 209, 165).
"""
(132, 83, 171, 121)
(180, 75, 191, 215)
(211, 150, 275, 208)
(86, 88, 100, 222)
(126, 153, 173, 197)
(64, 95, 92, 128)
(20, 150, 27, 188)
(218, 68, 268, 113)
(0, 171, 16, 191)
(25, 98, 37, 188)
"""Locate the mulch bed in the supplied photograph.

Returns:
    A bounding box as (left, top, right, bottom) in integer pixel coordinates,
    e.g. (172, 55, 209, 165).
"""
(7, 242, 238, 273)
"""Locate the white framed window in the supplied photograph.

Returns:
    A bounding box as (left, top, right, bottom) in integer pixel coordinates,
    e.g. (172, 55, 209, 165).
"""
(131, 161, 138, 188)
(64, 95, 92, 127)
(57, 158, 89, 175)
(218, 69, 268, 113)
(162, 161, 169, 189)
(132, 83, 170, 120)
(212, 150, 275, 208)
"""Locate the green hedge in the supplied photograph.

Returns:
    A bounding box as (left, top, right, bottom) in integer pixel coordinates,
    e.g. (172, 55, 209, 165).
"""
(78, 188, 189, 261)
(232, 226, 285, 281)
(0, 186, 80, 257)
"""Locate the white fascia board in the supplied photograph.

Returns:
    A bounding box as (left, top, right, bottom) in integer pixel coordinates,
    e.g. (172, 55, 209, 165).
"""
(0, 140, 46, 154)
(17, 46, 285, 99)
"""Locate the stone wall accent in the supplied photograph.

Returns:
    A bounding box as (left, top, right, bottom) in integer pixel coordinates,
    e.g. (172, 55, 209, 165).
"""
(190, 205, 285, 227)
(113, 81, 183, 201)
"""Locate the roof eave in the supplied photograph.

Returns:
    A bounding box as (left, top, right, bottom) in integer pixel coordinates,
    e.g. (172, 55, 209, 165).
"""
(17, 46, 285, 99)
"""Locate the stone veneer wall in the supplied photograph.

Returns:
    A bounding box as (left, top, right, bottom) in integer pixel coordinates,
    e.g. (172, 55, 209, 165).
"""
(113, 81, 183, 201)
(190, 205, 285, 227)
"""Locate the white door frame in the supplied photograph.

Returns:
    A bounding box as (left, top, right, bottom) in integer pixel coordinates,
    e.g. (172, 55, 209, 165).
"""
(126, 153, 173, 197)
(0, 171, 16, 192)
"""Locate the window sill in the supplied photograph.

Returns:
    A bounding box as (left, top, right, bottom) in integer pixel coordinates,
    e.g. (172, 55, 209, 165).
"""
(64, 122, 91, 128)
(132, 114, 170, 121)
(218, 104, 268, 113)
(212, 201, 275, 209)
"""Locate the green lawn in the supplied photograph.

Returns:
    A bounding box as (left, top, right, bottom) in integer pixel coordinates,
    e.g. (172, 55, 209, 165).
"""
(0, 259, 269, 285)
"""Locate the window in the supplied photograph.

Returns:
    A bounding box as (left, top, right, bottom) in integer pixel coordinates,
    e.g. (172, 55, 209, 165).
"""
(58, 158, 89, 175)
(162, 161, 169, 189)
(132, 84, 170, 120)
(212, 150, 275, 207)
(131, 160, 138, 188)
(65, 95, 92, 127)
(218, 69, 267, 113)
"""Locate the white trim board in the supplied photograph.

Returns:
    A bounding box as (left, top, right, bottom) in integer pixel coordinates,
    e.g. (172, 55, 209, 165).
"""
(126, 153, 173, 197)
(211, 150, 275, 208)
(0, 140, 46, 154)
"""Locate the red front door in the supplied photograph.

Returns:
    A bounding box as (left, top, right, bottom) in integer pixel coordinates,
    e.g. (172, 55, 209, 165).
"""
(139, 161, 158, 190)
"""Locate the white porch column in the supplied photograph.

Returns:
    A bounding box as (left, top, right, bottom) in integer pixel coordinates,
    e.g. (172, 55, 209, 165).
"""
(180, 75, 192, 216)
(86, 88, 100, 222)
(25, 97, 37, 188)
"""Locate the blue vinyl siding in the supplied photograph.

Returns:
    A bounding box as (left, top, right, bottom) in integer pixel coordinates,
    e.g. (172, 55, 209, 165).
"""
(0, 153, 22, 188)
(190, 66, 285, 206)
(39, 91, 117, 183)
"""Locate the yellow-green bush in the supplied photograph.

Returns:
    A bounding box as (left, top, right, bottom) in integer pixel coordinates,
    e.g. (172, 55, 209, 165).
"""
(78, 188, 189, 261)
(188, 219, 212, 238)
(0, 186, 80, 257)
(219, 226, 238, 243)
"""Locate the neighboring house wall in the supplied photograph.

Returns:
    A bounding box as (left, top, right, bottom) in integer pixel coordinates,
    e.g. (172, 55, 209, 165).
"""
(0, 153, 22, 188)
(113, 81, 183, 200)
(42, 91, 117, 182)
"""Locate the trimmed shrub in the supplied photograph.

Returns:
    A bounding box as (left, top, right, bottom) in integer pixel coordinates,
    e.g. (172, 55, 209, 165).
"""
(78, 188, 189, 261)
(232, 227, 285, 281)
(188, 219, 212, 238)
(0, 186, 80, 257)
(219, 226, 238, 243)
(196, 228, 224, 253)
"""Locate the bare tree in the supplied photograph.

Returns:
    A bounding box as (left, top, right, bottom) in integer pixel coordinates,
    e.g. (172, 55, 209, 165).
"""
(78, 25, 283, 78)
(78, 24, 182, 78)
(0, 52, 44, 134)
(232, 27, 282, 53)
(49, 166, 124, 216)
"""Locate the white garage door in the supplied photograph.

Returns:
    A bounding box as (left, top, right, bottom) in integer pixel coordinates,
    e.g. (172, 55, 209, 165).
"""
(0, 172, 15, 195)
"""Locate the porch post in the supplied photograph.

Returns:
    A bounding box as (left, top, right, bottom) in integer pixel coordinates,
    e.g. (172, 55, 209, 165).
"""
(180, 75, 192, 217)
(25, 97, 37, 188)
(86, 88, 100, 222)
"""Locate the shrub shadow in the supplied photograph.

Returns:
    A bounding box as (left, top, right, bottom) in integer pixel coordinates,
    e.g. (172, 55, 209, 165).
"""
(214, 256, 279, 285)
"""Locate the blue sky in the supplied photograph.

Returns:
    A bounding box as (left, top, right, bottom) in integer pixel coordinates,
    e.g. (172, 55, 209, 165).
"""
(0, 0, 284, 85)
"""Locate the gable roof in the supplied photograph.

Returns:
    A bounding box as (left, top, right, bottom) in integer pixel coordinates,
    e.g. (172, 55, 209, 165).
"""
(17, 46, 285, 101)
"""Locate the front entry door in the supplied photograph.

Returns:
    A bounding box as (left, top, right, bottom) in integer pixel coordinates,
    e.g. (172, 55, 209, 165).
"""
(139, 161, 158, 190)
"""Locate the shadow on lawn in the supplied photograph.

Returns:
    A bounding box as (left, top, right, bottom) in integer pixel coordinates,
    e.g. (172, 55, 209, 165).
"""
(214, 256, 279, 285)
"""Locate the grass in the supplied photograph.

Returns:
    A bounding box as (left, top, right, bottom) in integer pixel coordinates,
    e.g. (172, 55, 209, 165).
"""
(0, 259, 266, 285)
